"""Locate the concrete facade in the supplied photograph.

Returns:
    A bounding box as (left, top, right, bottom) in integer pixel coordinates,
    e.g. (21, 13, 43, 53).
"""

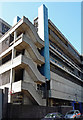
(0, 16, 46, 105)
(0, 4, 83, 112)
(48, 19, 83, 112)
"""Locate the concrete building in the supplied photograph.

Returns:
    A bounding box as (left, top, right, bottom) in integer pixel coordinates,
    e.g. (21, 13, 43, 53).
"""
(0, 18, 11, 37)
(0, 5, 83, 112)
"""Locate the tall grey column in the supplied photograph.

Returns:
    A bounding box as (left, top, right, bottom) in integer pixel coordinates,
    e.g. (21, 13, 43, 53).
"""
(38, 4, 50, 80)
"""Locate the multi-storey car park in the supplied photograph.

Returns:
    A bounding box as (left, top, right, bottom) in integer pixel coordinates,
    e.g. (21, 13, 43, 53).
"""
(0, 4, 83, 112)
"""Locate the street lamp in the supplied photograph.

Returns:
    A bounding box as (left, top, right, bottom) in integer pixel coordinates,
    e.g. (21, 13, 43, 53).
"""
(45, 78, 48, 106)
(75, 93, 77, 102)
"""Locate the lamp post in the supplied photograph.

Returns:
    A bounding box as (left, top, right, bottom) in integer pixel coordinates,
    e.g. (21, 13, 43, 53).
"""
(75, 93, 77, 102)
(45, 78, 48, 106)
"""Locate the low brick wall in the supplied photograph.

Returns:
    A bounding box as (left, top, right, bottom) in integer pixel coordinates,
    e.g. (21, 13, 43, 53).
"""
(4, 104, 73, 119)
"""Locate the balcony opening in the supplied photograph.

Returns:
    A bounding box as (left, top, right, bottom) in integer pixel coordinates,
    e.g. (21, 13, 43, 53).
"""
(17, 30, 25, 38)
(78, 71, 80, 77)
(37, 81, 50, 98)
(0, 53, 12, 66)
(9, 34, 14, 45)
(82, 73, 83, 80)
(50, 98, 71, 107)
(12, 92, 23, 104)
(16, 49, 25, 57)
(15, 69, 24, 82)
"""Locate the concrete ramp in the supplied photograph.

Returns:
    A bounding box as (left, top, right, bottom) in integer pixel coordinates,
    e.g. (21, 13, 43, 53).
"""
(22, 81, 46, 106)
(22, 55, 45, 83)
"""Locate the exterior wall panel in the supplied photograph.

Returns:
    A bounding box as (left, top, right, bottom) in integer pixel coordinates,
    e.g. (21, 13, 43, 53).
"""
(50, 71, 83, 102)
(0, 70, 10, 86)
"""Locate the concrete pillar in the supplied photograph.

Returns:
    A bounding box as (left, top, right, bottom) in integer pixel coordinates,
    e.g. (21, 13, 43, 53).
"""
(10, 69, 15, 103)
(9, 68, 13, 103)
(0, 89, 2, 120)
(14, 31, 17, 42)
(12, 69, 15, 83)
(9, 47, 16, 102)
(12, 47, 16, 59)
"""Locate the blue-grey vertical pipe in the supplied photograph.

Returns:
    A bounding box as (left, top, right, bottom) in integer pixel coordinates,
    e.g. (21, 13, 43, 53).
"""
(38, 5, 50, 80)
(44, 5, 50, 80)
